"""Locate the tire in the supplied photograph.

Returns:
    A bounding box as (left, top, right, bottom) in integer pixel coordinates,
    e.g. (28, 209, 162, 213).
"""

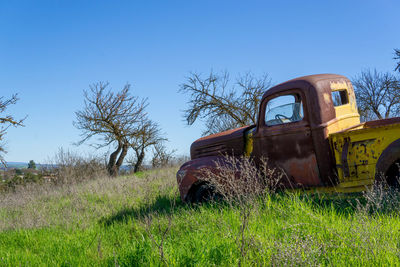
(385, 161, 400, 188)
(194, 184, 221, 203)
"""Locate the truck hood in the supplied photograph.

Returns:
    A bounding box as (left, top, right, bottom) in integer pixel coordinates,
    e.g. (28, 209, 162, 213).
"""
(190, 126, 252, 159)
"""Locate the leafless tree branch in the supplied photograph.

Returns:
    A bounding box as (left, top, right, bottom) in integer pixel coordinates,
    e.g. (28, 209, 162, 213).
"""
(129, 120, 167, 173)
(74, 82, 150, 176)
(0, 94, 25, 166)
(151, 143, 176, 168)
(179, 71, 271, 135)
(352, 69, 400, 121)
(394, 48, 400, 72)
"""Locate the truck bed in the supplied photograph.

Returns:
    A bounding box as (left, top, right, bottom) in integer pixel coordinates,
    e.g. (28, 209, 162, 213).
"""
(329, 117, 400, 191)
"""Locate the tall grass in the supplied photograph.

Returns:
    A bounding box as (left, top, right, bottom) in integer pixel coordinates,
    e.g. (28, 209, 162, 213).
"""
(0, 158, 400, 266)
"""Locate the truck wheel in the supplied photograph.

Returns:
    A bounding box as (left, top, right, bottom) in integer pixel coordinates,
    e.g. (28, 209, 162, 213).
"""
(385, 161, 400, 188)
(194, 184, 221, 203)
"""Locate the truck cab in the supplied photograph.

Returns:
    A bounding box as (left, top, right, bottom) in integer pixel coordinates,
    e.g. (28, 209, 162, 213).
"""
(250, 74, 359, 188)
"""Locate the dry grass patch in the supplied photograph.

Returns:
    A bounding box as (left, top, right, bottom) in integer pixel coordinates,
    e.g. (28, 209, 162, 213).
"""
(0, 167, 178, 231)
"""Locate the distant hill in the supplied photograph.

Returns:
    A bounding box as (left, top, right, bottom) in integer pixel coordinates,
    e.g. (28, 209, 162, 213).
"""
(2, 162, 135, 171)
(1, 162, 55, 170)
(2, 162, 28, 169)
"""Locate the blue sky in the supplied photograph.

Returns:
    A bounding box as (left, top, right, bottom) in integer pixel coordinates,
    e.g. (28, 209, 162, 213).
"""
(1, 0, 399, 163)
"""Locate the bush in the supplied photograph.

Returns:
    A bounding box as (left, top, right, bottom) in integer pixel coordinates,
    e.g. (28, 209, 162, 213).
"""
(50, 148, 107, 184)
(201, 155, 286, 204)
(1, 172, 43, 192)
(28, 160, 36, 169)
(357, 178, 400, 215)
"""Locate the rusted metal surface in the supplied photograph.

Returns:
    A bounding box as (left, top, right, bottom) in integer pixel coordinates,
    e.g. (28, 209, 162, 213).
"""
(341, 137, 350, 177)
(176, 156, 224, 201)
(364, 117, 400, 128)
(253, 74, 353, 187)
(190, 126, 250, 159)
(252, 126, 321, 187)
(258, 74, 343, 128)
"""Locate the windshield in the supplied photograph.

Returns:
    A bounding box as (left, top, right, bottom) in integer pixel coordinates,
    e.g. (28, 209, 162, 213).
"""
(265, 102, 303, 126)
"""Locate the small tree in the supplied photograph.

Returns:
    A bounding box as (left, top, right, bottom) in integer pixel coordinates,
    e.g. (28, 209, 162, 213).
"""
(0, 94, 25, 165)
(151, 143, 176, 168)
(352, 69, 400, 121)
(27, 160, 36, 170)
(74, 82, 148, 176)
(129, 120, 166, 173)
(180, 71, 271, 135)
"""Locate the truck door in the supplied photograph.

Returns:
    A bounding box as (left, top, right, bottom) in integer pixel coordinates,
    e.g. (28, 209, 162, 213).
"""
(252, 90, 321, 187)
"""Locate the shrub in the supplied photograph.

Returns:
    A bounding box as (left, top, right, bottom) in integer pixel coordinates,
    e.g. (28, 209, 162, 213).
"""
(28, 160, 36, 169)
(1, 172, 43, 192)
(50, 148, 107, 184)
(199, 154, 287, 265)
(357, 178, 400, 215)
(200, 155, 286, 204)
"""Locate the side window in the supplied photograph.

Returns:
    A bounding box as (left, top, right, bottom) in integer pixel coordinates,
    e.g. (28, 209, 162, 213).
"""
(265, 94, 304, 126)
(332, 90, 349, 107)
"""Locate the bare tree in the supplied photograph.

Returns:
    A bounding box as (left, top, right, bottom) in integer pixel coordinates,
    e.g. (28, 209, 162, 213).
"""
(352, 69, 400, 121)
(394, 48, 400, 72)
(74, 82, 148, 176)
(0, 94, 25, 165)
(129, 120, 166, 173)
(179, 71, 271, 135)
(151, 143, 176, 168)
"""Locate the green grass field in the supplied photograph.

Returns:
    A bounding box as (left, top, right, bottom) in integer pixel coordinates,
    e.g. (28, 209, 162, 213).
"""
(1, 167, 400, 266)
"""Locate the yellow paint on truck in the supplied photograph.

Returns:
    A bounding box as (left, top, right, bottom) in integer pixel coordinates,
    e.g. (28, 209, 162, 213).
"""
(316, 80, 400, 192)
(329, 123, 400, 190)
(281, 79, 398, 193)
(244, 128, 254, 157)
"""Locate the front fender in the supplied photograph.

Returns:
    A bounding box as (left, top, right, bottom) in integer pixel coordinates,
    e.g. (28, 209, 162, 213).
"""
(176, 156, 224, 201)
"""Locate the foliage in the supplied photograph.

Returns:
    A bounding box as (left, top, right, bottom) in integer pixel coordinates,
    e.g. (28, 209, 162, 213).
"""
(1, 172, 43, 192)
(28, 160, 36, 169)
(352, 69, 400, 121)
(180, 71, 271, 135)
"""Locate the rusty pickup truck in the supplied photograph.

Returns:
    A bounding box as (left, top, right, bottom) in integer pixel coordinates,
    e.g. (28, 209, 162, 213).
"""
(177, 74, 400, 202)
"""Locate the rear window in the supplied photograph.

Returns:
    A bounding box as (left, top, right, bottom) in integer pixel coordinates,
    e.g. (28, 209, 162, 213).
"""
(332, 90, 349, 107)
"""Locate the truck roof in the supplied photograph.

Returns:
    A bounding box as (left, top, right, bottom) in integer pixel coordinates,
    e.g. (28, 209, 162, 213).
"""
(261, 73, 353, 128)
(262, 73, 349, 100)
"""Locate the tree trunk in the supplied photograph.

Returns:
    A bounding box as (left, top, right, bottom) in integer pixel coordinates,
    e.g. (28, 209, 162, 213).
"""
(115, 142, 129, 173)
(134, 148, 145, 173)
(373, 107, 383, 120)
(107, 143, 122, 177)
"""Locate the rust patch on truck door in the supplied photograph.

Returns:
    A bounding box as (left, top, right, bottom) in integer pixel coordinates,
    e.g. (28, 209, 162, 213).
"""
(281, 154, 320, 186)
